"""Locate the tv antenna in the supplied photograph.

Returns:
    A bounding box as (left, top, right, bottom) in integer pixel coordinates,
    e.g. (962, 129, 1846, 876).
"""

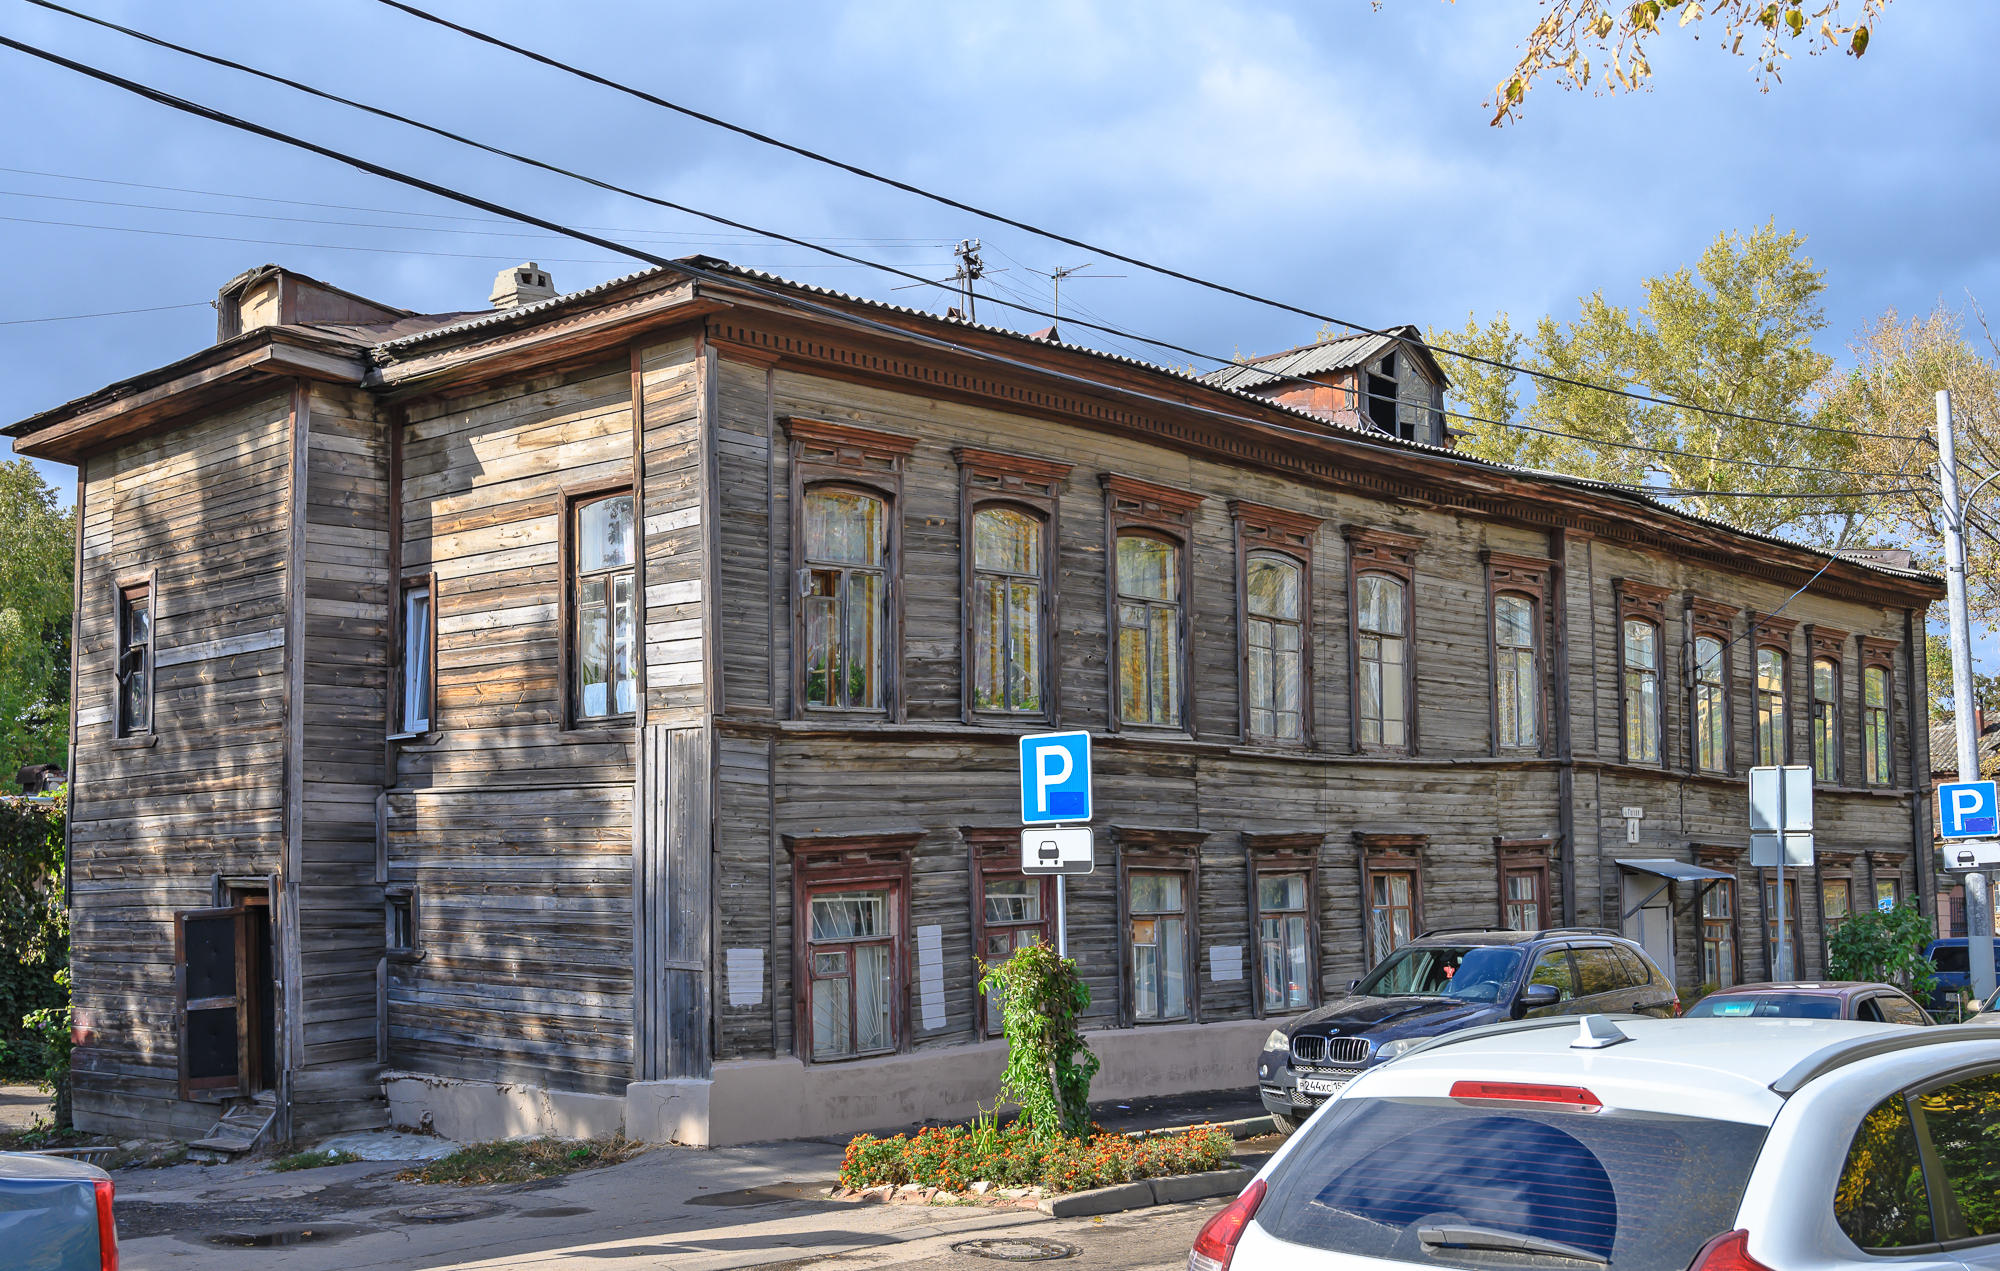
(1035, 262, 1124, 328)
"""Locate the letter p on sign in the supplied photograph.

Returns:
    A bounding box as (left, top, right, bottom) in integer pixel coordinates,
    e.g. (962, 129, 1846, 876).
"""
(1020, 731, 1091, 825)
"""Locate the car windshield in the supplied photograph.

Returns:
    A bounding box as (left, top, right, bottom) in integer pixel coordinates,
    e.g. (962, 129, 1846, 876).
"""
(1354, 946, 1526, 1003)
(1685, 993, 1842, 1019)
(1259, 1095, 1768, 1271)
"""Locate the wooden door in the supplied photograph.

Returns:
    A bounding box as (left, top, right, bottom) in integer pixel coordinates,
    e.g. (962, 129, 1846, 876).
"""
(176, 906, 258, 1099)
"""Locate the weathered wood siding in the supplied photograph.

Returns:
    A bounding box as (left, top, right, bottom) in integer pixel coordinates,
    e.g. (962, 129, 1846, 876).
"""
(69, 392, 294, 1139)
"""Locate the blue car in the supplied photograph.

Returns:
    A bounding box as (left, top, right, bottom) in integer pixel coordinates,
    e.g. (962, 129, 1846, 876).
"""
(1923, 937, 2000, 1013)
(0, 1152, 119, 1270)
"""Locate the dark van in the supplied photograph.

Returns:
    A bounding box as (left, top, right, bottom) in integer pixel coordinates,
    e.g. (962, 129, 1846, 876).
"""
(1922, 937, 2000, 1013)
(1256, 927, 1676, 1131)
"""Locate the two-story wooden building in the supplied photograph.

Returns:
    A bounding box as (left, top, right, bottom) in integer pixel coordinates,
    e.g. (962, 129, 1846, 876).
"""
(8, 258, 1943, 1148)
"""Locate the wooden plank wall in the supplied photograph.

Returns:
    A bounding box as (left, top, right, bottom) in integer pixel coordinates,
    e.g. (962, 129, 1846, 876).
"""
(68, 392, 294, 1139)
(698, 364, 1928, 1065)
(387, 358, 642, 1097)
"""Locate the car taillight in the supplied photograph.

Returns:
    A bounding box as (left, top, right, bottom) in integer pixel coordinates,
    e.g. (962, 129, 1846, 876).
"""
(1687, 1229, 1772, 1271)
(1188, 1178, 1266, 1271)
(94, 1177, 118, 1271)
(1449, 1080, 1602, 1109)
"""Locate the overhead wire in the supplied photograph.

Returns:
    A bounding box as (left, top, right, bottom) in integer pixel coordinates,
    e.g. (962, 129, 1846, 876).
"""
(0, 33, 1921, 517)
(14, 2, 1917, 488)
(358, 0, 1928, 445)
(0, 211, 630, 262)
(0, 300, 209, 325)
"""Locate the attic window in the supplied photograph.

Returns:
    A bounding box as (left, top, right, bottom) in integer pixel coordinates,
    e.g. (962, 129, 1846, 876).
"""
(1366, 352, 1417, 442)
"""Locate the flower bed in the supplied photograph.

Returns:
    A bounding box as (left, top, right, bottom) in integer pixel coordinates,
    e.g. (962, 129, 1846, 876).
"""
(839, 1121, 1234, 1195)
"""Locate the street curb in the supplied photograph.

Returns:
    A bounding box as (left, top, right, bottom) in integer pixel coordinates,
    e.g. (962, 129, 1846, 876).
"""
(1127, 1115, 1274, 1141)
(1036, 1166, 1255, 1218)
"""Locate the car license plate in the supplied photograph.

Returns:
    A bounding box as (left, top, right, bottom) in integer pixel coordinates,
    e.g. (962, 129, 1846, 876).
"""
(1297, 1075, 1350, 1097)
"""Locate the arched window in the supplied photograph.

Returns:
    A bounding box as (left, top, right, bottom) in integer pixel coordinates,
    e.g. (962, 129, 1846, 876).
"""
(1756, 648, 1788, 766)
(1623, 619, 1660, 763)
(1694, 635, 1727, 771)
(1812, 658, 1840, 781)
(802, 487, 888, 710)
(1493, 593, 1537, 749)
(970, 505, 1043, 714)
(1863, 665, 1891, 785)
(1246, 553, 1304, 740)
(1356, 573, 1407, 748)
(1116, 533, 1182, 726)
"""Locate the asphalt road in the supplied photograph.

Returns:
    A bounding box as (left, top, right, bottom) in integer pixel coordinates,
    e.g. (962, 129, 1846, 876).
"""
(856, 1198, 1227, 1271)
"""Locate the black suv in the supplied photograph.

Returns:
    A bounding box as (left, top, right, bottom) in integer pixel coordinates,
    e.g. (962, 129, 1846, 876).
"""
(1256, 928, 1677, 1130)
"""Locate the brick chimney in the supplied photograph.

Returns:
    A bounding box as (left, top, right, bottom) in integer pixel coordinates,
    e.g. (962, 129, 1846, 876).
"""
(490, 262, 556, 309)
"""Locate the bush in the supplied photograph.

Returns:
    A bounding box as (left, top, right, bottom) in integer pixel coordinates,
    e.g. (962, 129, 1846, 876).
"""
(0, 795, 68, 1120)
(838, 1120, 1233, 1194)
(1826, 901, 1939, 1001)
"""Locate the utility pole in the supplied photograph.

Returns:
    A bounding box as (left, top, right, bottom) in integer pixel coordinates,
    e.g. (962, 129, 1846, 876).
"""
(1937, 388, 1998, 1003)
(952, 239, 985, 323)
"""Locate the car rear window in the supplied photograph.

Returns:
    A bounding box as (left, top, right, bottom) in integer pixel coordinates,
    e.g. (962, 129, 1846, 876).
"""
(1259, 1096, 1767, 1270)
(1934, 947, 1969, 975)
(1685, 993, 1841, 1019)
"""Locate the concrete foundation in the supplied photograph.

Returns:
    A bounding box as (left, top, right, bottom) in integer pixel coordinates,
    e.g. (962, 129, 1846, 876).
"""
(377, 1017, 1272, 1148)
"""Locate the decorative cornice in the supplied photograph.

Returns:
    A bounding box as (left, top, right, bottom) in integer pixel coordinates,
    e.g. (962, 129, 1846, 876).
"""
(959, 825, 1025, 852)
(1688, 596, 1740, 632)
(1753, 613, 1800, 646)
(1100, 472, 1206, 520)
(1494, 836, 1556, 856)
(1859, 636, 1900, 666)
(1109, 825, 1209, 854)
(783, 415, 918, 458)
(783, 830, 923, 866)
(1819, 851, 1857, 870)
(953, 446, 1074, 485)
(1242, 831, 1325, 856)
(1807, 625, 1851, 659)
(1355, 831, 1428, 854)
(1614, 578, 1673, 620)
(1484, 550, 1553, 591)
(1229, 500, 1324, 544)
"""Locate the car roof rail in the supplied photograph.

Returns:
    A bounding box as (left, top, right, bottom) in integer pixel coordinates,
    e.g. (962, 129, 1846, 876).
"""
(1415, 926, 1510, 939)
(1390, 1013, 1651, 1063)
(1767, 1024, 2000, 1096)
(1537, 927, 1623, 938)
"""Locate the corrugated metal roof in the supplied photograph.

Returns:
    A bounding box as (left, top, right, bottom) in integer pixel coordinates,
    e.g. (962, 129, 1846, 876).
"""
(1197, 332, 1394, 392)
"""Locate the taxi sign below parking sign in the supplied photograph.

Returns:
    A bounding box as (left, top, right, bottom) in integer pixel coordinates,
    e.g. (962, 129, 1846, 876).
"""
(1939, 780, 1999, 838)
(1020, 731, 1091, 825)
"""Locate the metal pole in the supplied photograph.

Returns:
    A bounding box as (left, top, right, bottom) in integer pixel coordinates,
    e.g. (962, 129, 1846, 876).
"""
(1938, 389, 1998, 1002)
(1056, 873, 1067, 959)
(1776, 780, 1788, 980)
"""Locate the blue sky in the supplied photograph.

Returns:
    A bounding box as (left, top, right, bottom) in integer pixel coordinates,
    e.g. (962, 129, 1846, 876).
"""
(3, 0, 1994, 657)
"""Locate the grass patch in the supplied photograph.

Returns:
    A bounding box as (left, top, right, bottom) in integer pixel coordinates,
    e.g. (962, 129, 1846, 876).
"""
(396, 1136, 645, 1186)
(0, 1123, 101, 1154)
(273, 1149, 362, 1171)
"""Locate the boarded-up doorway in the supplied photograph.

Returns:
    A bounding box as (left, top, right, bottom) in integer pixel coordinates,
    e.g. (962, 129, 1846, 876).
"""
(175, 886, 276, 1099)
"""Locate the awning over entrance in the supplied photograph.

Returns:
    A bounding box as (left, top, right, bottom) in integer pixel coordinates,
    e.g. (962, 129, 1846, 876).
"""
(1614, 858, 1736, 884)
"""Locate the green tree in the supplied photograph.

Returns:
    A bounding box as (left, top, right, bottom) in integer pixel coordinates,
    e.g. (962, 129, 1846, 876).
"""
(1825, 902, 1939, 1002)
(0, 461, 73, 776)
(1435, 223, 1861, 539)
(1925, 634, 2000, 729)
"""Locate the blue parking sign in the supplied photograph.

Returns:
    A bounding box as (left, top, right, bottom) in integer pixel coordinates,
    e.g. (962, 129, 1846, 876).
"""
(1939, 780, 1998, 838)
(1020, 731, 1091, 825)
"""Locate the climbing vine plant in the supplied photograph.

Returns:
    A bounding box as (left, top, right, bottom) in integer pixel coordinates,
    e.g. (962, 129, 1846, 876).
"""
(979, 942, 1100, 1140)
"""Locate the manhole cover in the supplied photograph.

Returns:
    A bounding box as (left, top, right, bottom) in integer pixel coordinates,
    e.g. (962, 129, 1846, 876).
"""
(396, 1201, 489, 1222)
(952, 1238, 1079, 1262)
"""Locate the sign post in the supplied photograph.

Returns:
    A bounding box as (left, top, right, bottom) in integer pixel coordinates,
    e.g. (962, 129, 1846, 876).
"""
(1749, 766, 1813, 980)
(1020, 732, 1093, 957)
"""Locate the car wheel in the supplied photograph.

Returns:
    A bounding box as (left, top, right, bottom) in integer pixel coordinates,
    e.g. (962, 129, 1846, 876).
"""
(1270, 1110, 1301, 1135)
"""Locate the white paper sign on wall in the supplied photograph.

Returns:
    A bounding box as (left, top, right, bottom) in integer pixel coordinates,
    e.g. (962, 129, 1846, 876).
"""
(916, 925, 946, 1031)
(1209, 945, 1244, 982)
(725, 947, 764, 1007)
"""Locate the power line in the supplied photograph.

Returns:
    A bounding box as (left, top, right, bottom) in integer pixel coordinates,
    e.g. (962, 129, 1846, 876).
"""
(0, 213, 632, 263)
(363, 0, 1927, 445)
(0, 35, 1915, 522)
(23, 4, 1913, 488)
(0, 300, 209, 325)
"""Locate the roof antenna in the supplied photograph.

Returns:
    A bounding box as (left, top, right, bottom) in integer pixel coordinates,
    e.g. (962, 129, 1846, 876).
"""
(1572, 1014, 1632, 1049)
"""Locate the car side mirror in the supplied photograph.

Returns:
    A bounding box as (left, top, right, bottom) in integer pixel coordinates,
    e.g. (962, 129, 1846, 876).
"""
(1521, 984, 1560, 1008)
(1349, 980, 1361, 994)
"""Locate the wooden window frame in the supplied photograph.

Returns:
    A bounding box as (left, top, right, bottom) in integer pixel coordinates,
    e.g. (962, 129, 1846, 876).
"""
(1493, 838, 1554, 931)
(1102, 474, 1205, 735)
(962, 826, 1059, 1040)
(1693, 845, 1745, 990)
(1761, 869, 1805, 981)
(787, 419, 915, 722)
(1819, 851, 1856, 957)
(384, 883, 423, 962)
(1614, 579, 1671, 766)
(1233, 502, 1323, 747)
(1752, 613, 1798, 767)
(1484, 552, 1551, 757)
(391, 571, 438, 739)
(1860, 637, 1899, 787)
(1343, 526, 1423, 755)
(1868, 850, 1906, 912)
(784, 831, 918, 1063)
(1244, 832, 1323, 1018)
(1356, 832, 1426, 968)
(1111, 826, 1207, 1026)
(1687, 597, 1738, 775)
(558, 477, 638, 731)
(114, 570, 157, 741)
(1807, 625, 1850, 786)
(956, 447, 1071, 726)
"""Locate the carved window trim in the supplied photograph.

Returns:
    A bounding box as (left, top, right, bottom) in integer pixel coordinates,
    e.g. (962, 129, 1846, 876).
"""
(1687, 597, 1738, 775)
(1752, 613, 1798, 767)
(1484, 551, 1551, 757)
(1867, 849, 1906, 911)
(1344, 526, 1423, 755)
(1111, 825, 1208, 1026)
(961, 826, 1059, 1041)
(1806, 625, 1849, 786)
(1355, 832, 1426, 967)
(1860, 636, 1898, 787)
(786, 418, 915, 722)
(1243, 831, 1323, 1018)
(1615, 579, 1671, 767)
(1233, 501, 1322, 748)
(783, 830, 920, 1063)
(1692, 843, 1745, 989)
(957, 448, 1071, 726)
(1102, 474, 1205, 735)
(1493, 837, 1555, 931)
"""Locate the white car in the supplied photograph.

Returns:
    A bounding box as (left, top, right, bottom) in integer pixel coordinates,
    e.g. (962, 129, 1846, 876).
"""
(1191, 1013, 2000, 1271)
